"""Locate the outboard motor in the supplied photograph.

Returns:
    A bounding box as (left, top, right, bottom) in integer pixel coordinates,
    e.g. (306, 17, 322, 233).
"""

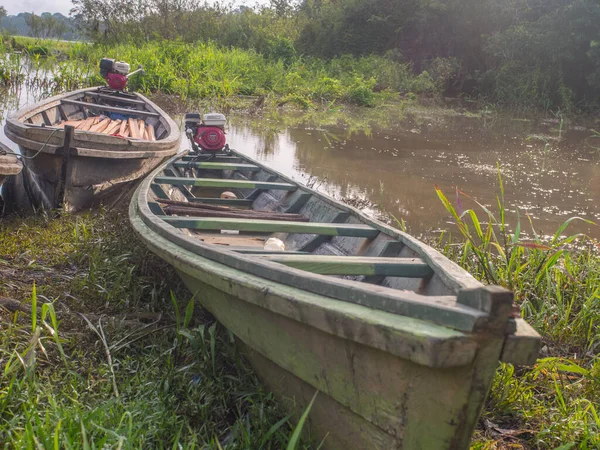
(185, 113, 229, 154)
(99, 58, 144, 91)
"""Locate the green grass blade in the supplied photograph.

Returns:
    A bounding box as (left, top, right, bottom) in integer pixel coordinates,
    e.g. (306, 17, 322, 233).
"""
(183, 298, 195, 329)
(31, 282, 37, 332)
(286, 391, 318, 450)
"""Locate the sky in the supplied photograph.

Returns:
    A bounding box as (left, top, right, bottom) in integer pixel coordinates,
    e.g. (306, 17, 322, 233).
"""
(1, 0, 261, 16)
(3, 0, 76, 15)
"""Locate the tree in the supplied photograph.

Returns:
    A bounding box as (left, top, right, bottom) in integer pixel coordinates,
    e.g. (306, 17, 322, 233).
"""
(0, 6, 7, 31)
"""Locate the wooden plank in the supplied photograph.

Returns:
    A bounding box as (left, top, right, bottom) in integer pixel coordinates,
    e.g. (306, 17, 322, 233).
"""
(246, 174, 279, 200)
(181, 155, 241, 162)
(89, 118, 111, 133)
(499, 318, 541, 366)
(84, 91, 146, 106)
(119, 120, 128, 136)
(104, 120, 121, 135)
(128, 118, 140, 139)
(163, 168, 193, 199)
(187, 197, 254, 207)
(299, 211, 350, 252)
(283, 192, 312, 214)
(41, 111, 52, 126)
(154, 176, 297, 191)
(77, 117, 95, 131)
(146, 124, 156, 141)
(221, 247, 309, 255)
(150, 183, 169, 200)
(138, 119, 146, 138)
(61, 98, 160, 118)
(148, 202, 166, 215)
(257, 255, 434, 277)
(363, 240, 405, 284)
(159, 217, 379, 237)
(173, 161, 260, 171)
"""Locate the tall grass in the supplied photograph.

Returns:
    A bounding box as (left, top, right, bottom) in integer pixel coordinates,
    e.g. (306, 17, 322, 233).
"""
(434, 169, 600, 448)
(0, 208, 309, 448)
(3, 37, 437, 107)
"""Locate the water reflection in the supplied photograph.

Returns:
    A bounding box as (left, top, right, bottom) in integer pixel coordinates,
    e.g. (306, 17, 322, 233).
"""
(227, 113, 600, 239)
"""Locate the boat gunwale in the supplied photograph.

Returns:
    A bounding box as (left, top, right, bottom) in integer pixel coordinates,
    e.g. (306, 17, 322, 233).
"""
(4, 128, 179, 159)
(4, 87, 180, 158)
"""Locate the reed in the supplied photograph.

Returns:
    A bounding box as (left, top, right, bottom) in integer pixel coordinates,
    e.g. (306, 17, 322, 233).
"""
(434, 169, 600, 448)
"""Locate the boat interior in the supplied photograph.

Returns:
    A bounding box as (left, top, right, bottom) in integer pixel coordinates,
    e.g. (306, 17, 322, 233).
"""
(148, 151, 461, 298)
(21, 88, 169, 140)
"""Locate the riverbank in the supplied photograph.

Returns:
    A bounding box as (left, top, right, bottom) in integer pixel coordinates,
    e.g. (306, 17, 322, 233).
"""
(1, 188, 598, 448)
(0, 207, 303, 448)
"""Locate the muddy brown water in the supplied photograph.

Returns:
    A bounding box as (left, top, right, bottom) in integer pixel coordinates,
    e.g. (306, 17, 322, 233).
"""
(225, 112, 600, 240)
(1, 82, 599, 239)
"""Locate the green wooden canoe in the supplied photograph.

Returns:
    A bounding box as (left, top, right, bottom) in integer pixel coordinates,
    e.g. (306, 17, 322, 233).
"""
(129, 149, 541, 449)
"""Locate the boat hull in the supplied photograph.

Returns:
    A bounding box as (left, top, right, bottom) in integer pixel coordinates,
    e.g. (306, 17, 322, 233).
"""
(13, 145, 172, 211)
(130, 149, 539, 449)
(130, 199, 505, 450)
(4, 87, 180, 212)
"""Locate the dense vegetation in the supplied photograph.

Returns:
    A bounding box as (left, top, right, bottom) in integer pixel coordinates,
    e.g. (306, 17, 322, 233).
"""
(70, 0, 600, 111)
(0, 11, 77, 41)
(434, 177, 600, 448)
(0, 36, 434, 107)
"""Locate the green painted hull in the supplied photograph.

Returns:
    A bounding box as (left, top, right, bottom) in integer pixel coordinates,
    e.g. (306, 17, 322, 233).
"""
(130, 150, 541, 449)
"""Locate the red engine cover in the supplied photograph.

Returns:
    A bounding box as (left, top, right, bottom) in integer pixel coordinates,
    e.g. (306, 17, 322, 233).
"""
(194, 126, 226, 151)
(105, 73, 128, 90)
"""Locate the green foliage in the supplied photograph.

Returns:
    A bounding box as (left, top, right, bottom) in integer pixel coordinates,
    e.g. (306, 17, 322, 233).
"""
(345, 77, 376, 106)
(56, 40, 427, 106)
(0, 209, 306, 448)
(69, 0, 600, 110)
(434, 169, 600, 447)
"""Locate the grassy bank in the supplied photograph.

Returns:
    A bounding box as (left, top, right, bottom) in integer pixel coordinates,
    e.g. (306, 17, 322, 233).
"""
(1, 37, 437, 108)
(433, 177, 600, 449)
(0, 207, 305, 448)
(0, 181, 598, 448)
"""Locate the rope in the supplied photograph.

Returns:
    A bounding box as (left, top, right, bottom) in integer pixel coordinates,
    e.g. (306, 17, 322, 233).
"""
(19, 128, 60, 160)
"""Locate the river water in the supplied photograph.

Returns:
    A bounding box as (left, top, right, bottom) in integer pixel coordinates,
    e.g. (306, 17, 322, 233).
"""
(1, 79, 599, 239)
(225, 110, 600, 239)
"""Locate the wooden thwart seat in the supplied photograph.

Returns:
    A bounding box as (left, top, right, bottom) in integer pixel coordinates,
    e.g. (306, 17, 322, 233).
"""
(173, 161, 260, 171)
(181, 155, 241, 162)
(84, 92, 146, 106)
(61, 99, 160, 118)
(187, 197, 254, 207)
(159, 216, 379, 237)
(257, 255, 434, 277)
(154, 176, 297, 191)
(225, 247, 310, 254)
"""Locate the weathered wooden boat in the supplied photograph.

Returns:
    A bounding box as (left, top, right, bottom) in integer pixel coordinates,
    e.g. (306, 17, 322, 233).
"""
(0, 142, 22, 191)
(4, 87, 180, 212)
(130, 149, 541, 449)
